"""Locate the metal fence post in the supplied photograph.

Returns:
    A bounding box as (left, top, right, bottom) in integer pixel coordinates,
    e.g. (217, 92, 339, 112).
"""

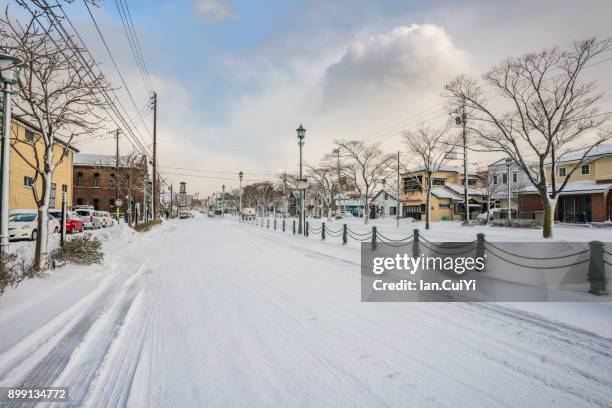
(371, 226, 377, 251)
(588, 240, 606, 295)
(293, 220, 296, 234)
(282, 219, 286, 232)
(274, 218, 277, 230)
(412, 228, 420, 258)
(267, 218, 270, 229)
(476, 233, 486, 271)
(322, 222, 326, 240)
(342, 224, 347, 245)
(305, 220, 309, 237)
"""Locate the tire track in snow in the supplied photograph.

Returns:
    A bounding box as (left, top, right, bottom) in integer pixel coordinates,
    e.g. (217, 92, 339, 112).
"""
(3, 266, 145, 408)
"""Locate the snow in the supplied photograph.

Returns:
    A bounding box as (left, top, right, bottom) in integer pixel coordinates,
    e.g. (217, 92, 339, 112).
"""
(0, 217, 611, 407)
(551, 143, 612, 164)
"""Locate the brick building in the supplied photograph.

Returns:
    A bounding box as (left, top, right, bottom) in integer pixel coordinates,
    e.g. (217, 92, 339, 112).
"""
(73, 153, 153, 217)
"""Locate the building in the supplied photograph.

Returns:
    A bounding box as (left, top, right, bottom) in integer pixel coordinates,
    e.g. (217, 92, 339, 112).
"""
(1, 112, 78, 210)
(369, 190, 398, 219)
(73, 153, 150, 216)
(400, 166, 484, 221)
(487, 158, 531, 216)
(519, 145, 612, 223)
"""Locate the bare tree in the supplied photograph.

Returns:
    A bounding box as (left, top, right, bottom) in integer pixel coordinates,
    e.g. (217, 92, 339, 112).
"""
(403, 125, 456, 230)
(446, 37, 612, 237)
(1, 4, 111, 268)
(335, 140, 394, 224)
(306, 162, 337, 221)
(478, 169, 503, 224)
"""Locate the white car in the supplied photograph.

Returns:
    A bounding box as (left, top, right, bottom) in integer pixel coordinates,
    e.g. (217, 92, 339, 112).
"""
(8, 210, 58, 241)
(94, 211, 111, 228)
(75, 208, 103, 229)
(100, 211, 114, 227)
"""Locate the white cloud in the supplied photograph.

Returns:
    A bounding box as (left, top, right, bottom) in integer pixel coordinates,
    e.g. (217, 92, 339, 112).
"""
(194, 0, 237, 21)
(322, 24, 470, 108)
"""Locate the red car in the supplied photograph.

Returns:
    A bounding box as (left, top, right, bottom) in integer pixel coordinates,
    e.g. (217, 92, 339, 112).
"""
(48, 210, 84, 233)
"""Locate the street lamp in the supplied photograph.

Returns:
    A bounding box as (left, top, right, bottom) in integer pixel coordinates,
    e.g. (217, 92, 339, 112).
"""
(296, 124, 306, 234)
(222, 184, 225, 219)
(381, 179, 386, 219)
(238, 171, 243, 221)
(0, 54, 22, 249)
(505, 158, 512, 221)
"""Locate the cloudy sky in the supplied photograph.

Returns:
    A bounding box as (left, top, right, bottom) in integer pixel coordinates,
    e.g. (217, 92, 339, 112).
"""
(58, 0, 612, 196)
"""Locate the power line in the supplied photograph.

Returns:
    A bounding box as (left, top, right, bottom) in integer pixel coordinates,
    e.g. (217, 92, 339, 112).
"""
(82, 0, 154, 143)
(158, 164, 278, 176)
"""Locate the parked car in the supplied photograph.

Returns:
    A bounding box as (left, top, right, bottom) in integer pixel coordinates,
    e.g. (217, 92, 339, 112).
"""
(8, 210, 58, 241)
(67, 211, 85, 233)
(75, 208, 102, 229)
(100, 211, 114, 227)
(93, 211, 111, 228)
(48, 213, 61, 233)
(48, 209, 84, 233)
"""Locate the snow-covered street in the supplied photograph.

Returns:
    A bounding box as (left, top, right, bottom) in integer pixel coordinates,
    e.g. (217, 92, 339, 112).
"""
(1, 218, 612, 407)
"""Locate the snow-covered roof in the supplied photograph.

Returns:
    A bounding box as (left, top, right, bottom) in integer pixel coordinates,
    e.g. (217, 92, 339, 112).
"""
(445, 183, 486, 196)
(522, 180, 612, 195)
(403, 165, 480, 176)
(549, 144, 612, 164)
(74, 153, 146, 167)
(371, 190, 398, 202)
(430, 188, 462, 200)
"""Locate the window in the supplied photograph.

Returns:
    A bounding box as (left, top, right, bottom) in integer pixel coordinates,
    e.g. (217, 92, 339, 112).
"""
(493, 175, 498, 185)
(62, 184, 68, 193)
(110, 173, 116, 187)
(502, 173, 508, 184)
(403, 176, 422, 191)
(109, 199, 115, 207)
(25, 129, 35, 142)
(432, 178, 445, 186)
(92, 198, 100, 210)
(558, 167, 567, 177)
(76, 198, 83, 206)
(24, 176, 34, 188)
(389, 207, 397, 216)
(512, 172, 518, 183)
(461, 178, 477, 186)
(93, 173, 100, 187)
(76, 172, 84, 186)
(581, 164, 590, 175)
(439, 203, 450, 209)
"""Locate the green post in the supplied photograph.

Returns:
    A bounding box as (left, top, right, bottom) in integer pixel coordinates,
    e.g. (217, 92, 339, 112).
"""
(588, 240, 606, 295)
(371, 226, 377, 251)
(282, 219, 286, 232)
(412, 228, 420, 258)
(322, 222, 326, 240)
(476, 233, 486, 271)
(305, 221, 309, 237)
(293, 220, 296, 234)
(342, 224, 347, 245)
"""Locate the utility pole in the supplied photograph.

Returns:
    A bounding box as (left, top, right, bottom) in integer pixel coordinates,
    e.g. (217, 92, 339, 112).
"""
(115, 129, 120, 218)
(506, 158, 512, 221)
(222, 184, 225, 219)
(381, 179, 386, 219)
(396, 150, 400, 229)
(456, 97, 471, 225)
(169, 183, 173, 219)
(239, 171, 243, 221)
(334, 147, 341, 217)
(151, 92, 157, 220)
(143, 175, 148, 222)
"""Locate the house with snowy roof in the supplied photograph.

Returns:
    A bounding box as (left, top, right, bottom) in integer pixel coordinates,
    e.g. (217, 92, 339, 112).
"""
(519, 144, 612, 223)
(399, 165, 485, 221)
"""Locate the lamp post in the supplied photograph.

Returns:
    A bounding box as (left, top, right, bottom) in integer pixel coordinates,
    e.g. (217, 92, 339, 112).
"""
(381, 179, 386, 219)
(0, 54, 22, 250)
(222, 184, 225, 219)
(506, 158, 512, 221)
(296, 124, 306, 234)
(239, 171, 243, 221)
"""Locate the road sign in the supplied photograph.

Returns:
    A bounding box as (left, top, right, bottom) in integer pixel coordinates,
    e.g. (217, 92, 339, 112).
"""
(115, 198, 123, 207)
